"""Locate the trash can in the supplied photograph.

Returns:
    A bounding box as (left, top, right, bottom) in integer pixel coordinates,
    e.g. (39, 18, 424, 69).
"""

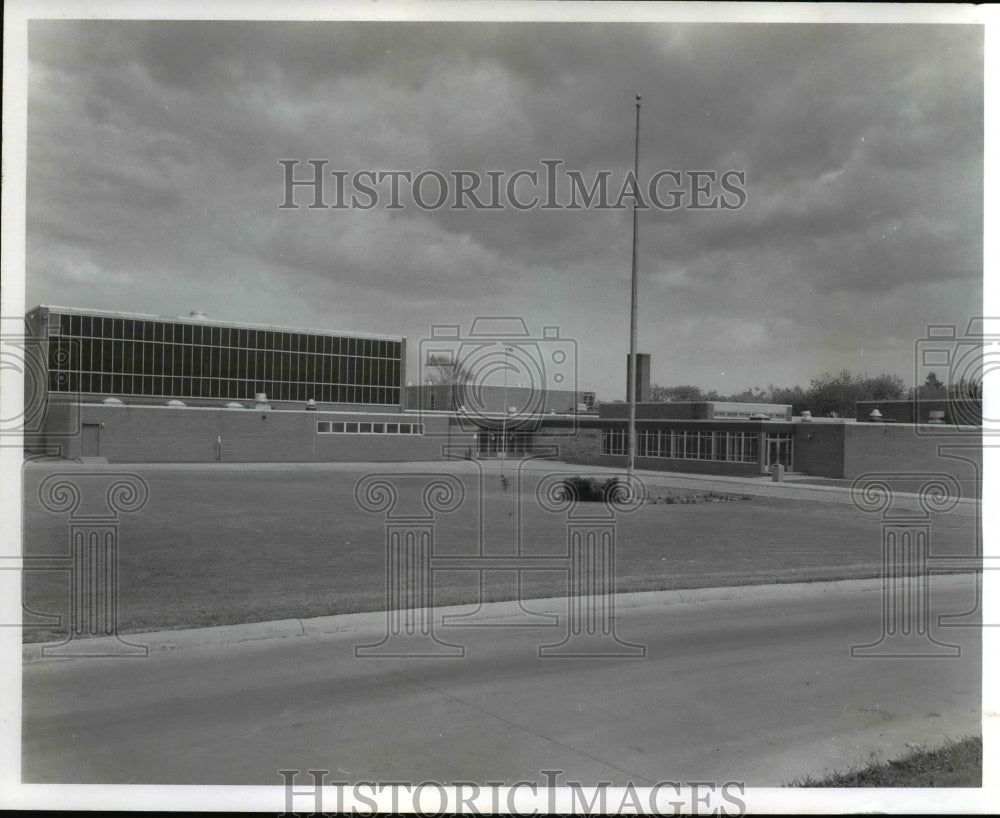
(770, 464, 785, 482)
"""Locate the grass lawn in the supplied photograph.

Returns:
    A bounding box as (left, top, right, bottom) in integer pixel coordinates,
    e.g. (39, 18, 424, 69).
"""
(21, 463, 979, 641)
(789, 736, 982, 787)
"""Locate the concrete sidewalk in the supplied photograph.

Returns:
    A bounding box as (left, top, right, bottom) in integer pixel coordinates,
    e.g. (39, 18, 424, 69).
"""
(22, 572, 980, 663)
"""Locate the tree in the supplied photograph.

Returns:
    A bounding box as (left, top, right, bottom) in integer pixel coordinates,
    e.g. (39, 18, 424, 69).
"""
(866, 373, 907, 401)
(805, 370, 906, 418)
(921, 371, 947, 397)
(424, 354, 472, 386)
(768, 384, 808, 414)
(649, 384, 704, 402)
(950, 374, 982, 400)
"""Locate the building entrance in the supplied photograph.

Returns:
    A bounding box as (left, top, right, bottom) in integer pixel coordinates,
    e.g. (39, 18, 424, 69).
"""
(476, 430, 533, 458)
(763, 432, 793, 473)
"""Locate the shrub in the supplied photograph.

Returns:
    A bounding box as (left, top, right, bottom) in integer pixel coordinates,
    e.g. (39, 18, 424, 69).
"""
(558, 475, 626, 502)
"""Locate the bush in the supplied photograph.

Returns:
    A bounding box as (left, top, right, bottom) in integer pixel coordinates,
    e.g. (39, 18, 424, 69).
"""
(558, 476, 626, 502)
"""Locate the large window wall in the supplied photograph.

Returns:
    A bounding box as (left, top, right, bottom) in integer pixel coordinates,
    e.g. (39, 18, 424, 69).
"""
(47, 312, 402, 405)
(602, 428, 760, 463)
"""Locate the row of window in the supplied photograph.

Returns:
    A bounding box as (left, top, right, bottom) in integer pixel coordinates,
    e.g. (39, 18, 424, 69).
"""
(602, 429, 762, 463)
(317, 421, 424, 434)
(50, 371, 399, 405)
(53, 313, 400, 359)
(48, 339, 400, 386)
(714, 411, 786, 419)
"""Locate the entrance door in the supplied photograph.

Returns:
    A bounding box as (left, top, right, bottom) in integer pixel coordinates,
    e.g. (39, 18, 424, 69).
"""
(476, 430, 533, 458)
(81, 423, 101, 457)
(764, 433, 793, 471)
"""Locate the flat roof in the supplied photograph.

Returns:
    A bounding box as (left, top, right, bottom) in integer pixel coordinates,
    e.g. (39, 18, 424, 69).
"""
(28, 305, 404, 343)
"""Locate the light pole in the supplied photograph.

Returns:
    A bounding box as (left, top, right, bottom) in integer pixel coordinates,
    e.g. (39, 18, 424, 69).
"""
(627, 94, 642, 483)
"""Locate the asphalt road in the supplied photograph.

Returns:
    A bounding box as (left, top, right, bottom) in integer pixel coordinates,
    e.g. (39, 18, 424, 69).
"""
(22, 574, 981, 787)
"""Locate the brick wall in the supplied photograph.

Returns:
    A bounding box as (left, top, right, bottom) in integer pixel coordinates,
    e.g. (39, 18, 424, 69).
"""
(793, 423, 846, 478)
(47, 403, 475, 463)
(841, 422, 982, 480)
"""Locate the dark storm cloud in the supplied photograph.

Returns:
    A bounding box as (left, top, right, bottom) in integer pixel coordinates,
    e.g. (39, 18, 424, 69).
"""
(25, 19, 983, 395)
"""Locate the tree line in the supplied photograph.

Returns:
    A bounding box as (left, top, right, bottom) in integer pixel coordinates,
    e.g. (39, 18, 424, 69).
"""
(649, 370, 981, 419)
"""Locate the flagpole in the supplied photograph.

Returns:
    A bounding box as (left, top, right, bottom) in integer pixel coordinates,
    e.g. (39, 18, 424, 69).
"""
(627, 94, 641, 482)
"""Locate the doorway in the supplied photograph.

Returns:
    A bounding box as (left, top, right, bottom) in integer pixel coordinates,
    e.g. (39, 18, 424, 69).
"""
(476, 430, 533, 458)
(763, 432, 793, 472)
(81, 423, 101, 458)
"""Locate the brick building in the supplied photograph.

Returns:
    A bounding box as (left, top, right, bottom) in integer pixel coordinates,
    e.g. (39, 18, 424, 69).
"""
(24, 306, 981, 480)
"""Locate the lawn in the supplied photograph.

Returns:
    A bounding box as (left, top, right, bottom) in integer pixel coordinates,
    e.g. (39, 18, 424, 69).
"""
(789, 735, 982, 787)
(21, 462, 979, 641)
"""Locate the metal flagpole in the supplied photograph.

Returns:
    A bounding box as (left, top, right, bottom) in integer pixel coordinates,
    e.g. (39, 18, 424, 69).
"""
(627, 95, 642, 482)
(501, 343, 510, 482)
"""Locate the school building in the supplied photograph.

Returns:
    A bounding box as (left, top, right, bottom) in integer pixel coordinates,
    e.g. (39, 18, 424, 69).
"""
(24, 305, 981, 481)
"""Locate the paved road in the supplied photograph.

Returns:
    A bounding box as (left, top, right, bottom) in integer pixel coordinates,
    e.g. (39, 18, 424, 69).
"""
(23, 575, 981, 787)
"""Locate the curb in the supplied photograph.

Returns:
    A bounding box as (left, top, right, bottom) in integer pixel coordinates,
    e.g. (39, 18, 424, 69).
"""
(22, 572, 979, 663)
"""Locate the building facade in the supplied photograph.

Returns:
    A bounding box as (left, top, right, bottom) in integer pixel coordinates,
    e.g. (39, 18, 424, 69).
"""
(24, 306, 981, 481)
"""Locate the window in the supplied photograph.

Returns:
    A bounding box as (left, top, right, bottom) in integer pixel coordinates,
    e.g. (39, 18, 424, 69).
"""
(603, 428, 761, 463)
(46, 312, 403, 405)
(601, 428, 628, 456)
(317, 421, 332, 433)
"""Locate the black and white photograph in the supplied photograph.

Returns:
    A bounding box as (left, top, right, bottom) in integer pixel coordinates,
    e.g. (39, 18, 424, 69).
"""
(1, 1, 995, 813)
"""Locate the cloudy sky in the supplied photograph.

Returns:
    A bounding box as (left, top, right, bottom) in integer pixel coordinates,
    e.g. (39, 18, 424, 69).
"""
(24, 18, 983, 399)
